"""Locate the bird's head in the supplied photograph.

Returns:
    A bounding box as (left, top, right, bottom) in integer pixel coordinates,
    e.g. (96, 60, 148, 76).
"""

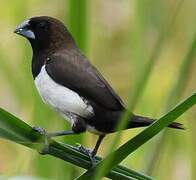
(14, 16, 75, 52)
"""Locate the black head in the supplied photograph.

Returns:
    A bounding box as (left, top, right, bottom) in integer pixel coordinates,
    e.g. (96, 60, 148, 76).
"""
(14, 16, 75, 52)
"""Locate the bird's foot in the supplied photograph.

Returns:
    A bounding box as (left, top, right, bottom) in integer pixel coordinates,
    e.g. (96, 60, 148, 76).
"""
(33, 126, 47, 135)
(77, 144, 97, 167)
(32, 126, 50, 154)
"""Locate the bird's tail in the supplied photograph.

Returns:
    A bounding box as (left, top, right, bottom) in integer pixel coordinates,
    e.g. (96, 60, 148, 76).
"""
(128, 114, 184, 130)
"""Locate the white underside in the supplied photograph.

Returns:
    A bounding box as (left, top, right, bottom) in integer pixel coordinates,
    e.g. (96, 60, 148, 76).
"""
(35, 65, 94, 125)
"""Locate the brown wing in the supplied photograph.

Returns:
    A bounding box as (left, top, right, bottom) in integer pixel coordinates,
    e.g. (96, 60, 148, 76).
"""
(45, 50, 125, 110)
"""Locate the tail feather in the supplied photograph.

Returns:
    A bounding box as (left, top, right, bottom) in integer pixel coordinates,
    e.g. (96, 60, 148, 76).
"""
(128, 115, 184, 130)
(168, 122, 184, 129)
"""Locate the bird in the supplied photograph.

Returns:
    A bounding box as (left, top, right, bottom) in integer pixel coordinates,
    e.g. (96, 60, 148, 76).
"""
(14, 16, 184, 164)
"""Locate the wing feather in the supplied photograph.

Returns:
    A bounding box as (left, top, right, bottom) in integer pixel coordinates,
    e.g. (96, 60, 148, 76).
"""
(45, 50, 125, 110)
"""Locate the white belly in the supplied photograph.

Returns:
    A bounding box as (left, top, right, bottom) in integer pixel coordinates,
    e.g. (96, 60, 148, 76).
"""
(35, 65, 94, 124)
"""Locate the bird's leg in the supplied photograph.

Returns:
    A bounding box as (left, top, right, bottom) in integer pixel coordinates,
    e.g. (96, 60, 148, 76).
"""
(32, 126, 51, 154)
(92, 134, 105, 156)
(33, 117, 86, 154)
(33, 129, 78, 155)
(33, 126, 84, 154)
(47, 130, 77, 137)
(78, 134, 105, 166)
(33, 126, 81, 137)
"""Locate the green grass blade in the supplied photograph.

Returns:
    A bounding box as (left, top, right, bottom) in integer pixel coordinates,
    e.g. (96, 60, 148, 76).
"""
(77, 93, 195, 179)
(69, 0, 89, 53)
(103, 0, 184, 155)
(127, 0, 184, 111)
(0, 107, 153, 180)
(86, 1, 184, 179)
(145, 33, 196, 175)
(0, 108, 39, 142)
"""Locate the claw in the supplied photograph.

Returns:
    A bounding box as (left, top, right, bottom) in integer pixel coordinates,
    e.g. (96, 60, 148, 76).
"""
(77, 144, 97, 166)
(32, 126, 47, 135)
(32, 126, 50, 154)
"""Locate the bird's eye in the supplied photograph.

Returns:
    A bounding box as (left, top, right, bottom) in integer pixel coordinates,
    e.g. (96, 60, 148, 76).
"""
(38, 22, 47, 29)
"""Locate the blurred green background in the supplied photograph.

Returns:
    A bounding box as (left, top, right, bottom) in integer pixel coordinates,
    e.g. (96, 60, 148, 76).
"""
(0, 0, 195, 179)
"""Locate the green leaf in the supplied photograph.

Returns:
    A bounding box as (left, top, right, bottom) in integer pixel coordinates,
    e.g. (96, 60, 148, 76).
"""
(0, 107, 153, 180)
(77, 93, 196, 180)
(100, 0, 185, 162)
(145, 32, 196, 175)
(69, 0, 89, 53)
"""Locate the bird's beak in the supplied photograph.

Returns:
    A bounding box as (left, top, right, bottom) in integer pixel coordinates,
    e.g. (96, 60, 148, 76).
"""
(14, 20, 35, 39)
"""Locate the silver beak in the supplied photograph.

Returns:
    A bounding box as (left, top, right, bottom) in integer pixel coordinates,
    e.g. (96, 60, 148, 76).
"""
(14, 20, 35, 39)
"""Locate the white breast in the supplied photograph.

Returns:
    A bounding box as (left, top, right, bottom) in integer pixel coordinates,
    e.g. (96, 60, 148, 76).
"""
(35, 65, 94, 124)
